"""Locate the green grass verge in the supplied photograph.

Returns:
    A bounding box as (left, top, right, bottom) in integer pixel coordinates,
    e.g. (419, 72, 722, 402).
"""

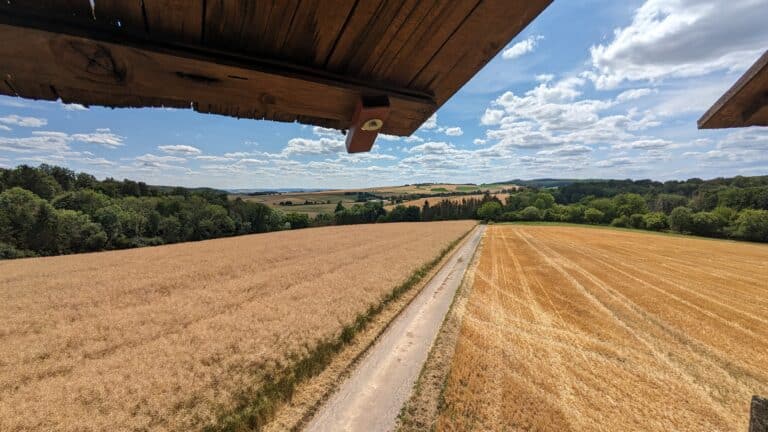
(204, 227, 475, 432)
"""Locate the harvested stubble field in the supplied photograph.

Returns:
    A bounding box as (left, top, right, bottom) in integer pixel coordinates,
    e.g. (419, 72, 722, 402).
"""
(437, 225, 768, 431)
(0, 221, 474, 432)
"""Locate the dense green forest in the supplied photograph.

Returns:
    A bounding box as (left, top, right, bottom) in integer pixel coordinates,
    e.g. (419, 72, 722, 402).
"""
(385, 176, 768, 242)
(2, 165, 767, 259)
(472, 177, 768, 242)
(0, 164, 489, 259)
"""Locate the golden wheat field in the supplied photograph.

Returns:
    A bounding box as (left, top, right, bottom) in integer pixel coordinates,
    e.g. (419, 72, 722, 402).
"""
(0, 221, 474, 432)
(384, 194, 510, 211)
(437, 225, 768, 431)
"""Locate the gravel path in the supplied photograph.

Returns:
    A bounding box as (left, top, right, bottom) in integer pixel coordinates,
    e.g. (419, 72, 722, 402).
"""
(304, 225, 485, 432)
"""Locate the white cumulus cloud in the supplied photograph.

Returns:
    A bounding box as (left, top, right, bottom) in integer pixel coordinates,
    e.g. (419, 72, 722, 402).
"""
(502, 35, 544, 60)
(0, 115, 47, 128)
(616, 88, 654, 103)
(282, 137, 345, 156)
(61, 103, 88, 111)
(159, 144, 202, 155)
(70, 131, 125, 148)
(444, 127, 463, 137)
(588, 0, 768, 89)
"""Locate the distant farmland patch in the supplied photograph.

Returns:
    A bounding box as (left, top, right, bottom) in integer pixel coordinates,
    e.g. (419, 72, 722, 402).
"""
(385, 194, 509, 211)
(231, 183, 520, 216)
(455, 185, 479, 192)
(0, 221, 474, 431)
(434, 225, 768, 431)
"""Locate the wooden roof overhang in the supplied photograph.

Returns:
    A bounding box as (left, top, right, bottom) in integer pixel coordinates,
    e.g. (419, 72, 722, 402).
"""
(0, 1, 551, 152)
(699, 50, 768, 129)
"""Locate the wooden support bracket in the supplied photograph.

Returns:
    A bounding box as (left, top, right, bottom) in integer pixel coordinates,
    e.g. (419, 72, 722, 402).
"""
(345, 96, 391, 153)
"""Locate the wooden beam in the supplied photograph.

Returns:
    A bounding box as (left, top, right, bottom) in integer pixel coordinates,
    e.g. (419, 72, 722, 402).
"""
(412, 0, 553, 105)
(345, 96, 391, 153)
(0, 8, 435, 136)
(0, 0, 553, 148)
(699, 50, 768, 129)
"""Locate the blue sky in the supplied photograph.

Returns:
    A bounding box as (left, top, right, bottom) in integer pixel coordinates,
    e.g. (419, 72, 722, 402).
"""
(1, 0, 767, 189)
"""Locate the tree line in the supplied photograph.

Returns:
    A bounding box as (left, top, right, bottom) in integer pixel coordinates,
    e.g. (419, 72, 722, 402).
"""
(0, 165, 495, 259)
(2, 165, 767, 259)
(474, 177, 768, 242)
(0, 165, 291, 258)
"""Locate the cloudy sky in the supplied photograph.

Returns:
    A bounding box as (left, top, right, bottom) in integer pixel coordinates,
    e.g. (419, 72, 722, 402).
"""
(1, 0, 767, 189)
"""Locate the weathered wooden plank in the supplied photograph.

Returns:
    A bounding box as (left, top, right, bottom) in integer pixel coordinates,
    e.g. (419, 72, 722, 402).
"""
(143, 0, 204, 43)
(699, 50, 768, 129)
(194, 102, 264, 119)
(0, 0, 549, 142)
(0, 79, 15, 97)
(7, 0, 93, 19)
(358, 0, 435, 80)
(296, 115, 344, 130)
(55, 87, 189, 109)
(204, 1, 280, 57)
(261, 0, 300, 57)
(309, 0, 357, 66)
(326, 0, 412, 76)
(94, 0, 145, 31)
(204, 0, 355, 68)
(282, 0, 352, 65)
(412, 0, 552, 103)
(0, 23, 434, 135)
(3, 77, 59, 100)
(204, 0, 259, 50)
(369, 0, 480, 88)
(325, 1, 402, 75)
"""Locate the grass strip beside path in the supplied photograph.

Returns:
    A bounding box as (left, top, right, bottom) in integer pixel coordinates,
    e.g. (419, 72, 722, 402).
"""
(205, 227, 476, 432)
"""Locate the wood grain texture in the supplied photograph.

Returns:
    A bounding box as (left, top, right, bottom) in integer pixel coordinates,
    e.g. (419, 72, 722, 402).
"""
(412, 0, 552, 104)
(0, 0, 552, 143)
(143, 0, 204, 43)
(367, 0, 479, 88)
(1, 77, 58, 101)
(94, 0, 145, 31)
(8, 0, 93, 19)
(0, 23, 433, 134)
(203, 0, 356, 66)
(699, 50, 768, 129)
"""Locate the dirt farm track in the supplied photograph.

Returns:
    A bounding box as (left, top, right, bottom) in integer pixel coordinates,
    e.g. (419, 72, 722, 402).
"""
(437, 225, 768, 431)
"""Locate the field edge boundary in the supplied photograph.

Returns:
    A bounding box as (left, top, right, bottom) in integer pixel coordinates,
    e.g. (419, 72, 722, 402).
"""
(497, 221, 768, 245)
(284, 223, 480, 431)
(204, 223, 479, 432)
(396, 225, 487, 431)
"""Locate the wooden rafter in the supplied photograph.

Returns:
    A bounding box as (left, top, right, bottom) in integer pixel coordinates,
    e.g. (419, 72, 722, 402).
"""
(699, 50, 768, 129)
(0, 0, 552, 150)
